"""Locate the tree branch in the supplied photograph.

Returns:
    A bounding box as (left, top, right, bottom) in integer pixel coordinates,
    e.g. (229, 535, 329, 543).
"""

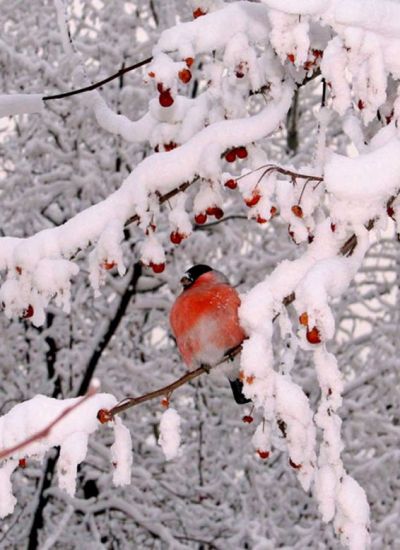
(42, 56, 153, 101)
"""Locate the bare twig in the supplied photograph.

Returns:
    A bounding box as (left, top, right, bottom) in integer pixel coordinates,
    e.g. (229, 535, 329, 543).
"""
(42, 56, 153, 101)
(0, 386, 97, 461)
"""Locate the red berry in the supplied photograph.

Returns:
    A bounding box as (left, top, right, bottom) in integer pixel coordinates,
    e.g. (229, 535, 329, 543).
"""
(157, 82, 164, 93)
(193, 7, 206, 18)
(387, 206, 395, 219)
(312, 49, 323, 59)
(195, 212, 207, 224)
(22, 305, 34, 319)
(257, 450, 270, 460)
(245, 192, 261, 207)
(304, 61, 314, 71)
(308, 234, 314, 244)
(299, 312, 309, 327)
(289, 458, 302, 469)
(358, 99, 365, 110)
(291, 205, 303, 218)
(306, 326, 321, 344)
(185, 57, 194, 68)
(16, 266, 22, 275)
(270, 206, 278, 217)
(256, 215, 267, 224)
(97, 409, 113, 424)
(159, 90, 174, 108)
(19, 458, 27, 468)
(170, 231, 184, 244)
(206, 206, 224, 219)
(224, 179, 237, 190)
(164, 141, 177, 152)
(178, 68, 192, 84)
(236, 146, 248, 159)
(236, 71, 245, 78)
(287, 53, 296, 63)
(161, 398, 169, 408)
(330, 222, 336, 232)
(102, 260, 116, 270)
(242, 415, 254, 424)
(150, 262, 165, 274)
(225, 149, 236, 163)
(148, 71, 155, 78)
(245, 375, 255, 385)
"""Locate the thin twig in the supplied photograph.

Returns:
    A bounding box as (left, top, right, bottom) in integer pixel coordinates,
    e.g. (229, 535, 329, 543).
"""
(0, 386, 97, 461)
(43, 56, 153, 101)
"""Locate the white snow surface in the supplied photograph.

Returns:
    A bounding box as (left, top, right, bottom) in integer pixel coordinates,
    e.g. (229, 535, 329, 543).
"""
(0, 94, 44, 118)
(0, 393, 132, 518)
(158, 408, 181, 461)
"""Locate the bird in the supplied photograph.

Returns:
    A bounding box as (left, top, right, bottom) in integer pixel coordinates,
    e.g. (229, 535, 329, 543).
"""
(169, 264, 250, 404)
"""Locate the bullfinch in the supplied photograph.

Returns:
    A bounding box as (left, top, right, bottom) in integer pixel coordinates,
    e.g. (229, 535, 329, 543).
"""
(169, 264, 250, 404)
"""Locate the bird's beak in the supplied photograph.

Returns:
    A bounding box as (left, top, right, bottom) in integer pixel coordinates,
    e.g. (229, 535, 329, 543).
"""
(180, 275, 192, 288)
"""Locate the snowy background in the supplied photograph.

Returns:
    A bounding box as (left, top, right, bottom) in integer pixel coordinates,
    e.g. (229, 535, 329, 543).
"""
(0, 0, 399, 548)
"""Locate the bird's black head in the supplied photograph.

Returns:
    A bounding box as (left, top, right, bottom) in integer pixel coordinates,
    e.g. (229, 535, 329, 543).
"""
(180, 264, 213, 289)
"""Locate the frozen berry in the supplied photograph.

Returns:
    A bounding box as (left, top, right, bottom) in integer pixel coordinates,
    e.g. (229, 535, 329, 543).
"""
(224, 179, 237, 190)
(245, 192, 261, 208)
(164, 141, 177, 151)
(306, 326, 321, 344)
(330, 222, 336, 232)
(358, 99, 365, 110)
(206, 206, 224, 219)
(178, 68, 192, 84)
(257, 450, 270, 460)
(102, 260, 116, 270)
(193, 7, 206, 18)
(150, 262, 165, 274)
(256, 215, 267, 224)
(161, 398, 169, 408)
(289, 458, 302, 469)
(236, 146, 248, 159)
(148, 71, 155, 78)
(270, 206, 278, 217)
(185, 57, 194, 68)
(242, 415, 254, 424)
(287, 53, 295, 63)
(159, 90, 174, 108)
(170, 231, 184, 244)
(22, 305, 34, 319)
(19, 458, 27, 468)
(16, 266, 22, 275)
(299, 312, 309, 326)
(195, 212, 207, 224)
(245, 375, 255, 385)
(97, 409, 113, 424)
(291, 205, 303, 218)
(225, 149, 236, 163)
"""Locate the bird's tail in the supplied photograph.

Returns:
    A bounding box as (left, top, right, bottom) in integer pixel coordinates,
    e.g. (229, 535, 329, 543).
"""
(229, 378, 251, 405)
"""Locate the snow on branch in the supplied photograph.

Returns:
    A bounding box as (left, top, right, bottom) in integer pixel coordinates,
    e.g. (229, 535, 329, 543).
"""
(0, 387, 132, 519)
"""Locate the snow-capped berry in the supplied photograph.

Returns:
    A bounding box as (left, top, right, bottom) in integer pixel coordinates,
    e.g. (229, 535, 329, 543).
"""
(164, 141, 177, 151)
(102, 260, 117, 270)
(193, 7, 206, 18)
(242, 415, 254, 424)
(358, 99, 365, 110)
(257, 450, 270, 459)
(245, 375, 255, 385)
(178, 68, 192, 84)
(387, 206, 395, 219)
(312, 49, 323, 59)
(159, 90, 174, 108)
(270, 206, 278, 217)
(22, 305, 34, 319)
(306, 326, 321, 344)
(97, 409, 113, 424)
(148, 71, 155, 78)
(299, 312, 309, 326)
(206, 206, 224, 219)
(195, 212, 207, 224)
(224, 179, 237, 190)
(150, 262, 165, 274)
(245, 192, 261, 207)
(185, 57, 194, 67)
(256, 215, 267, 224)
(236, 146, 248, 159)
(170, 231, 184, 244)
(291, 205, 303, 218)
(287, 53, 295, 63)
(330, 222, 336, 232)
(225, 149, 236, 163)
(19, 458, 27, 468)
(161, 398, 169, 408)
(15, 266, 22, 275)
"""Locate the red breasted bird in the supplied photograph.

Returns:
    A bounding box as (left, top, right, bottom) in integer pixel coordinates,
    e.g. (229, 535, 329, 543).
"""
(169, 264, 250, 404)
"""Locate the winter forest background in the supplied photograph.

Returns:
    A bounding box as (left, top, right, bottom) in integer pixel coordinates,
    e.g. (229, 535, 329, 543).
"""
(0, 0, 400, 548)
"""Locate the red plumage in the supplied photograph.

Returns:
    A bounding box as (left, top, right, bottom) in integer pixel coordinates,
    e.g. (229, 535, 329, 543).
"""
(170, 269, 246, 370)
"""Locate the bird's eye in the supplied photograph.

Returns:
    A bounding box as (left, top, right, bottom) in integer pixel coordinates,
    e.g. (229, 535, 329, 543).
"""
(180, 275, 193, 288)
